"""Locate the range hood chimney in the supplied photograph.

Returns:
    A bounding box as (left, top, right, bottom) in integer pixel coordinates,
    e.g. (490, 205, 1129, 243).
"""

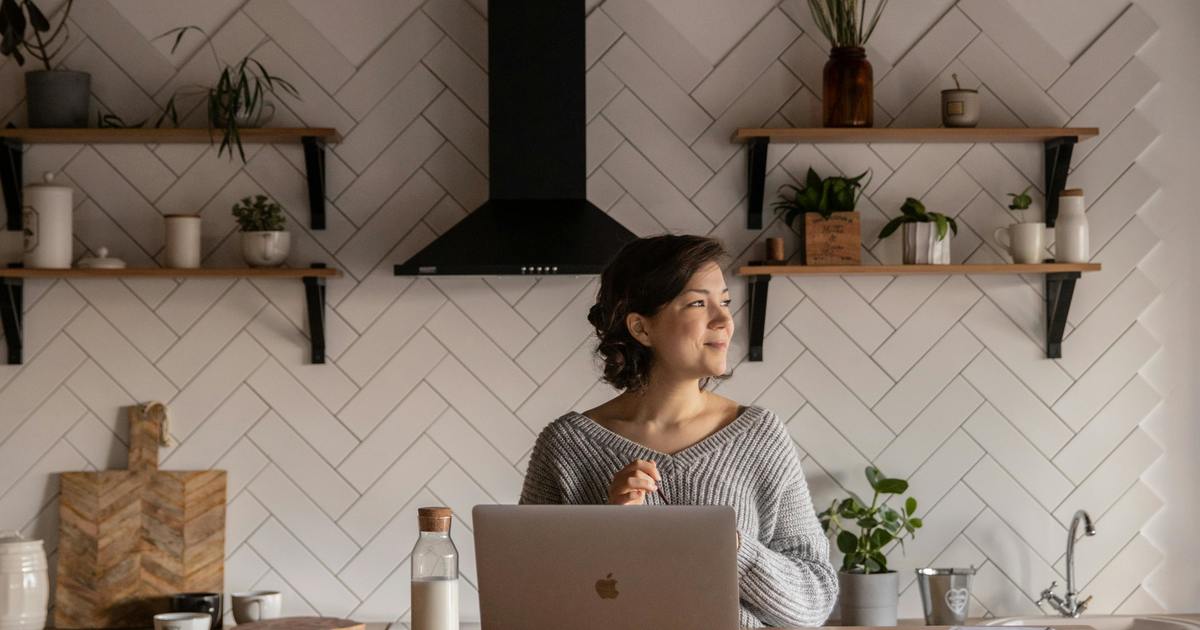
(394, 0, 637, 276)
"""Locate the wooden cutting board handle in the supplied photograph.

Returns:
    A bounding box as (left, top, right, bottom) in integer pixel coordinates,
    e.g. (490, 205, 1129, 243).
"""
(127, 403, 168, 472)
(231, 618, 364, 630)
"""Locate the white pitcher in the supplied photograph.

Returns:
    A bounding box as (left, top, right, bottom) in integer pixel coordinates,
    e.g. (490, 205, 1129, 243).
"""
(0, 531, 49, 630)
(1055, 188, 1089, 263)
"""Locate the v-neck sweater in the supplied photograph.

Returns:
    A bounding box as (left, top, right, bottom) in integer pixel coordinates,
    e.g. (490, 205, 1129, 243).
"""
(519, 405, 838, 628)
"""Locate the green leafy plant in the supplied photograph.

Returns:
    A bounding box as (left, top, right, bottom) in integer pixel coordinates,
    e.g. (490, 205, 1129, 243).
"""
(1007, 185, 1034, 222)
(878, 197, 958, 241)
(0, 0, 72, 70)
(232, 195, 286, 232)
(773, 167, 870, 231)
(154, 26, 299, 161)
(807, 0, 889, 48)
(817, 466, 922, 574)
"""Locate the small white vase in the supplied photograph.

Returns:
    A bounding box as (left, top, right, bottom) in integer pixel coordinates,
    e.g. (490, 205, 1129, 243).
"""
(241, 231, 290, 267)
(164, 215, 202, 268)
(0, 530, 49, 630)
(1055, 188, 1089, 262)
(902, 223, 951, 264)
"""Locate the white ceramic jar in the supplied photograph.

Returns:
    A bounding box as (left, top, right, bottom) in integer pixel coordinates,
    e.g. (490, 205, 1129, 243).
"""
(164, 215, 202, 268)
(22, 171, 73, 269)
(1055, 188, 1089, 263)
(0, 531, 49, 630)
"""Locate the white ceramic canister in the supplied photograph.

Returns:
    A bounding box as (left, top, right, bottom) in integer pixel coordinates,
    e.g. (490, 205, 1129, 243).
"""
(0, 531, 49, 630)
(164, 215, 202, 268)
(1055, 188, 1089, 263)
(22, 172, 73, 269)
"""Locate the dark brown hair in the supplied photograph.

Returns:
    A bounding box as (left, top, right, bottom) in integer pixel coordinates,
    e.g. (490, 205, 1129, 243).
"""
(587, 234, 728, 391)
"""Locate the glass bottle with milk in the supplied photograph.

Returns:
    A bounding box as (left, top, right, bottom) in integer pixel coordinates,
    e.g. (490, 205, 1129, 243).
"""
(411, 507, 459, 630)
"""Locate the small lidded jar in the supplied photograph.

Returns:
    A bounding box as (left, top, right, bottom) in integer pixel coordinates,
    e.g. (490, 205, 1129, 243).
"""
(410, 507, 459, 630)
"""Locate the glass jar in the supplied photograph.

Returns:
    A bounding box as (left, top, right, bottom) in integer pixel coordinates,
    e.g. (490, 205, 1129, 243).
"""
(411, 507, 459, 630)
(823, 47, 874, 128)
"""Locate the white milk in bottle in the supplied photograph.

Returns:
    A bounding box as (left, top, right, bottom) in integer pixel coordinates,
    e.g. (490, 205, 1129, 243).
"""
(410, 507, 459, 630)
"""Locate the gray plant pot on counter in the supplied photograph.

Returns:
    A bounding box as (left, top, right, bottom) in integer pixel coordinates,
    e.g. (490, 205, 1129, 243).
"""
(902, 222, 952, 265)
(25, 70, 90, 128)
(838, 570, 899, 626)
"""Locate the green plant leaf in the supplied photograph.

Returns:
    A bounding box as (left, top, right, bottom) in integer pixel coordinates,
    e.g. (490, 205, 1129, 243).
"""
(876, 478, 908, 494)
(837, 531, 859, 554)
(865, 466, 883, 491)
(806, 167, 822, 190)
(25, 1, 49, 32)
(870, 528, 893, 548)
(934, 213, 949, 240)
(908, 517, 923, 529)
(905, 497, 917, 516)
(878, 216, 905, 240)
(948, 216, 959, 235)
(856, 517, 879, 530)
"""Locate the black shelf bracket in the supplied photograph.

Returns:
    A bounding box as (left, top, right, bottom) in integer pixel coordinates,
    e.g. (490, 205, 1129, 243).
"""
(302, 136, 327, 231)
(0, 263, 23, 364)
(746, 262, 772, 362)
(1045, 270, 1080, 359)
(746, 137, 769, 229)
(303, 262, 328, 364)
(1, 136, 22, 231)
(1043, 136, 1077, 228)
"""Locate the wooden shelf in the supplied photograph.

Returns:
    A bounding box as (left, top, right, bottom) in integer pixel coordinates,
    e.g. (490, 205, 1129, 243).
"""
(0, 127, 340, 143)
(738, 261, 1100, 363)
(738, 263, 1101, 276)
(0, 266, 342, 278)
(735, 127, 1097, 231)
(0, 263, 337, 365)
(733, 127, 1098, 143)
(0, 128, 337, 232)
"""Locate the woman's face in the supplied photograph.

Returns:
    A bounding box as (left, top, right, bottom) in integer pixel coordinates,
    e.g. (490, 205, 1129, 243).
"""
(630, 261, 734, 382)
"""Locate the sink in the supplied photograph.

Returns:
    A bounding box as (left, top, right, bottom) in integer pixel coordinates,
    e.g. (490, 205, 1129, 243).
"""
(986, 615, 1200, 630)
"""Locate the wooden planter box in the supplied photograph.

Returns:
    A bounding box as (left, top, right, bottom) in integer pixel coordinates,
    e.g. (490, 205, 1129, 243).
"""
(804, 211, 861, 265)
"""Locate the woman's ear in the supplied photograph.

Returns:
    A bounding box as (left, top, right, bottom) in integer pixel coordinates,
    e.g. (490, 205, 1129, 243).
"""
(626, 312, 652, 347)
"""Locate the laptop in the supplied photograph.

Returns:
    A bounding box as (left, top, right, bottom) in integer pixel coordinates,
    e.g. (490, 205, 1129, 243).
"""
(472, 505, 739, 630)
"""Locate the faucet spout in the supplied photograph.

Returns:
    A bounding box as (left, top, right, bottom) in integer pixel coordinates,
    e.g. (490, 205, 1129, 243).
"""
(1040, 509, 1097, 617)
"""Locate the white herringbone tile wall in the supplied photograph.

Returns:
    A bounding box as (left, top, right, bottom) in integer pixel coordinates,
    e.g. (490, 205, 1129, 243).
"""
(0, 0, 1187, 624)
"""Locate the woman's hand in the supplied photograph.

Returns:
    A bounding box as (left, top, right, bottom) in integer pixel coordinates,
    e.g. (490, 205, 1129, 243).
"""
(608, 459, 660, 505)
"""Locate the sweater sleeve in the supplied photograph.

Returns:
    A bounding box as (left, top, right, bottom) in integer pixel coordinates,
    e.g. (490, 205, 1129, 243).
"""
(519, 425, 564, 505)
(735, 456, 838, 627)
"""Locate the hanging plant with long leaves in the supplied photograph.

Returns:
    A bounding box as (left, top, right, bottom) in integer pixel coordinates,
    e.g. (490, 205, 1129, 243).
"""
(0, 0, 73, 70)
(807, 0, 889, 48)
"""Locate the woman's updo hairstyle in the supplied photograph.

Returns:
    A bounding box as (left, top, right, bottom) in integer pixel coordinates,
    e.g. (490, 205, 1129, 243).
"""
(587, 234, 727, 391)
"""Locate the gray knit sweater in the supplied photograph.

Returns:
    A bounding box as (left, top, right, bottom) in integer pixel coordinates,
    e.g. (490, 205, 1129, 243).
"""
(519, 405, 838, 628)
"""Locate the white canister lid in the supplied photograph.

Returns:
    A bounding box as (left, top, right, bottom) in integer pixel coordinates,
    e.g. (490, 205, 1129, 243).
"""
(77, 246, 127, 269)
(24, 171, 71, 190)
(0, 530, 44, 554)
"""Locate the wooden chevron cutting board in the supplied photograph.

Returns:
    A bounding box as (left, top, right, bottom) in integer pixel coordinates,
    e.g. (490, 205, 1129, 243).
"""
(54, 405, 226, 629)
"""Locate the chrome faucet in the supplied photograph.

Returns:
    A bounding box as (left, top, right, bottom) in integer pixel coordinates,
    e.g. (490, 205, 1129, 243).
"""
(1037, 509, 1096, 617)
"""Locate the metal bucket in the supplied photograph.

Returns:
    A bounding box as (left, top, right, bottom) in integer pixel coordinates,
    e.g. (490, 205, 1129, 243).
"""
(915, 566, 976, 624)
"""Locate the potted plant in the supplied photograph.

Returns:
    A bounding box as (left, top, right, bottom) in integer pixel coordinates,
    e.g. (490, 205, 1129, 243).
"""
(807, 0, 889, 127)
(993, 185, 1046, 263)
(818, 466, 922, 626)
(773, 167, 868, 265)
(878, 197, 958, 264)
(233, 194, 290, 267)
(0, 0, 90, 127)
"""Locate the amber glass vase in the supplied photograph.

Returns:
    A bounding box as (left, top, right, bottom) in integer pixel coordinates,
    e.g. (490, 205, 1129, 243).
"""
(823, 47, 873, 127)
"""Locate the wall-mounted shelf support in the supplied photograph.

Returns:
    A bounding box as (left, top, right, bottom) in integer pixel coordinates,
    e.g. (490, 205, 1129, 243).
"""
(746, 138, 768, 229)
(746, 264, 771, 361)
(1045, 270, 1080, 359)
(0, 264, 22, 364)
(303, 263, 328, 364)
(1, 137, 22, 231)
(1043, 137, 1077, 228)
(302, 136, 327, 230)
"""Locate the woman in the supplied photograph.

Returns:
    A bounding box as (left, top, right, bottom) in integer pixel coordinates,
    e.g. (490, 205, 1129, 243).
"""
(520, 234, 838, 628)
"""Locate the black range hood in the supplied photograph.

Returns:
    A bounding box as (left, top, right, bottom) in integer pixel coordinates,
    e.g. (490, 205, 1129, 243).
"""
(394, 0, 637, 276)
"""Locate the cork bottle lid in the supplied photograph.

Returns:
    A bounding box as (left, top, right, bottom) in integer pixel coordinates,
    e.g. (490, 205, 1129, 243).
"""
(1061, 188, 1084, 197)
(418, 507, 453, 532)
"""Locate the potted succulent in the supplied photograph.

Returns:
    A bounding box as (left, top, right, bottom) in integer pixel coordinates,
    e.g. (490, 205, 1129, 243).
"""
(818, 466, 922, 626)
(233, 195, 290, 267)
(878, 197, 958, 264)
(773, 167, 869, 265)
(993, 185, 1046, 263)
(0, 0, 90, 127)
(807, 0, 889, 127)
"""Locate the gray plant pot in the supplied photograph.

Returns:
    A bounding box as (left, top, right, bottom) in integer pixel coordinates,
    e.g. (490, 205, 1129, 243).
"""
(838, 570, 899, 626)
(25, 70, 91, 128)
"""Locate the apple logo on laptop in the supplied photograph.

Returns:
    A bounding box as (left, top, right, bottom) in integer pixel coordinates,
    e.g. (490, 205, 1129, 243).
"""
(595, 573, 619, 599)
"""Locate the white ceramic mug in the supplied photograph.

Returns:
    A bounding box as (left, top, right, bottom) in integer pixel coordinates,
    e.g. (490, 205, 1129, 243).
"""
(231, 590, 282, 623)
(153, 612, 211, 630)
(993, 223, 1045, 264)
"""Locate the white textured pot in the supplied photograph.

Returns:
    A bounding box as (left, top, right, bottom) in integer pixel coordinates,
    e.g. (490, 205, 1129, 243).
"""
(0, 531, 49, 630)
(241, 231, 290, 267)
(838, 570, 898, 626)
(902, 223, 951, 264)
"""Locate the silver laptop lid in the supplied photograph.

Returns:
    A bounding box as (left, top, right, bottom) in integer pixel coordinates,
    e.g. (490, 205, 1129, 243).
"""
(472, 505, 739, 630)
